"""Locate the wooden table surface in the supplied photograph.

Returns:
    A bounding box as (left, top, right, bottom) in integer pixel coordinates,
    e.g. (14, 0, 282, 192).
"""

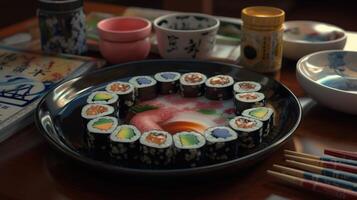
(0, 2, 356, 200)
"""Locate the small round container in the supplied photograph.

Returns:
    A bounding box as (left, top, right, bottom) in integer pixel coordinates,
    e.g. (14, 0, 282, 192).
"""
(240, 6, 285, 73)
(97, 17, 152, 64)
(154, 13, 220, 59)
(37, 0, 87, 55)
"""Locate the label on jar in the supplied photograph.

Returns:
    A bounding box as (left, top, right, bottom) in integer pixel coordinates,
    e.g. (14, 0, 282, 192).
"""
(239, 28, 283, 73)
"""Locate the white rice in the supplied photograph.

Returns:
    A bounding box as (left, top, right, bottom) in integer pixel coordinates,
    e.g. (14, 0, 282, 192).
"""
(105, 81, 134, 95)
(173, 131, 206, 149)
(110, 124, 141, 143)
(140, 130, 173, 149)
(154, 72, 181, 82)
(87, 116, 118, 134)
(242, 107, 274, 121)
(204, 126, 237, 143)
(87, 91, 118, 104)
(205, 75, 234, 88)
(235, 92, 265, 103)
(234, 81, 261, 93)
(229, 116, 263, 132)
(180, 72, 207, 86)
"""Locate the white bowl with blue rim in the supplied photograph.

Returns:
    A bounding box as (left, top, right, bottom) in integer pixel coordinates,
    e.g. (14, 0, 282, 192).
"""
(297, 50, 357, 114)
(284, 21, 347, 60)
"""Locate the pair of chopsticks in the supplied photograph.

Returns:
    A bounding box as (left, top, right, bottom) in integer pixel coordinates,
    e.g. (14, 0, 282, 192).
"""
(267, 149, 357, 199)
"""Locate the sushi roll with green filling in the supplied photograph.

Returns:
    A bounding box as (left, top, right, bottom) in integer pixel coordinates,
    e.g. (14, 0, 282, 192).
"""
(229, 116, 263, 149)
(173, 131, 206, 168)
(154, 72, 181, 95)
(140, 130, 174, 167)
(204, 126, 238, 162)
(106, 81, 135, 118)
(129, 76, 157, 101)
(109, 125, 141, 163)
(234, 92, 265, 114)
(234, 81, 261, 93)
(205, 75, 234, 100)
(81, 104, 115, 123)
(87, 116, 118, 155)
(179, 72, 207, 97)
(242, 107, 274, 137)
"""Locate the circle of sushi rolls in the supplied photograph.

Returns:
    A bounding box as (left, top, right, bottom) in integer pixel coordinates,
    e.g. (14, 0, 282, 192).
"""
(179, 72, 207, 97)
(205, 75, 234, 100)
(139, 130, 174, 167)
(129, 76, 157, 101)
(229, 116, 263, 149)
(106, 81, 135, 118)
(234, 81, 261, 93)
(233, 92, 265, 114)
(242, 107, 274, 137)
(204, 126, 238, 162)
(173, 131, 206, 168)
(87, 116, 118, 155)
(109, 125, 141, 163)
(81, 104, 115, 123)
(154, 72, 181, 95)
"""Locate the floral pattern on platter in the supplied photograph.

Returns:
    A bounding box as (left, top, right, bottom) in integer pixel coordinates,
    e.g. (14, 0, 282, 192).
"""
(39, 9, 87, 55)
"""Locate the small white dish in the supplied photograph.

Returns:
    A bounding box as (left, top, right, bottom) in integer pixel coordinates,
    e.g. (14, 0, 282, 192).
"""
(297, 50, 357, 114)
(284, 21, 347, 60)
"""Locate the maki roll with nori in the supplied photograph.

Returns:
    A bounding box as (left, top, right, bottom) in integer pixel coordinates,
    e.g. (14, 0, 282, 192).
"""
(173, 131, 206, 167)
(229, 116, 263, 149)
(109, 125, 141, 163)
(154, 72, 181, 94)
(242, 107, 274, 137)
(140, 130, 174, 167)
(87, 116, 118, 155)
(106, 81, 135, 118)
(234, 81, 261, 93)
(87, 91, 119, 117)
(129, 76, 157, 101)
(81, 104, 115, 123)
(205, 75, 234, 100)
(179, 72, 207, 97)
(234, 92, 265, 114)
(204, 126, 238, 162)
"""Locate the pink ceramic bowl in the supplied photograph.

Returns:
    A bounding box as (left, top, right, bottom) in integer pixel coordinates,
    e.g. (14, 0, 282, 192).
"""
(97, 17, 152, 63)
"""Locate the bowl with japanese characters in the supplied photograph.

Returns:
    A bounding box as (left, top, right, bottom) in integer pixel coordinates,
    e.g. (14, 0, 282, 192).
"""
(283, 21, 347, 60)
(153, 13, 220, 59)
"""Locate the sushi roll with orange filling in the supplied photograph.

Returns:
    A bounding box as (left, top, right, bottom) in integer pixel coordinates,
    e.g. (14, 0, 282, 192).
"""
(205, 75, 234, 100)
(81, 104, 115, 124)
(173, 131, 206, 167)
(87, 116, 118, 156)
(87, 91, 119, 117)
(229, 116, 263, 149)
(233, 81, 261, 93)
(106, 81, 135, 118)
(140, 130, 174, 167)
(179, 72, 207, 97)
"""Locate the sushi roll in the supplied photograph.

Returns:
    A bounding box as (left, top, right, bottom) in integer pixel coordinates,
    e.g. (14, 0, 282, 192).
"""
(233, 92, 265, 114)
(109, 125, 141, 163)
(129, 76, 157, 101)
(140, 130, 174, 167)
(173, 131, 206, 167)
(229, 116, 263, 149)
(242, 107, 274, 137)
(106, 81, 135, 118)
(204, 126, 238, 162)
(81, 104, 115, 123)
(233, 81, 261, 93)
(154, 72, 181, 95)
(86, 116, 118, 155)
(179, 72, 207, 97)
(205, 75, 234, 100)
